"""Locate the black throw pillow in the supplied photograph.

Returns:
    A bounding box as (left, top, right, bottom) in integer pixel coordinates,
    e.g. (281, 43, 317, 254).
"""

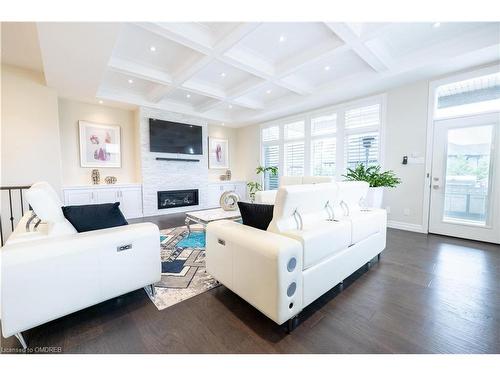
(62, 202, 128, 233)
(237, 201, 274, 231)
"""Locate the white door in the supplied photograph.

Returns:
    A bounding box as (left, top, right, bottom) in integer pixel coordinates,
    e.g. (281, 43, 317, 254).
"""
(429, 113, 500, 243)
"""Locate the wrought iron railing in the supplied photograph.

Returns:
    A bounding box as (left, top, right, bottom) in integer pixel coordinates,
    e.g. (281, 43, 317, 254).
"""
(1, 185, 31, 246)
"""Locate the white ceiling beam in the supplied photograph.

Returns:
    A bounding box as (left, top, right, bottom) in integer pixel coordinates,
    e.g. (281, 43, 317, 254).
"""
(108, 56, 173, 86)
(324, 22, 390, 72)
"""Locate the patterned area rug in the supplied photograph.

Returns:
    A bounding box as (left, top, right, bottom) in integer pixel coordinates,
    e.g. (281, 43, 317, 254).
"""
(147, 224, 219, 310)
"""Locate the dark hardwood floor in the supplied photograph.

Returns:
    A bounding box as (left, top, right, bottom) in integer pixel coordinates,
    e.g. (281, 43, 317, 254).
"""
(2, 214, 499, 354)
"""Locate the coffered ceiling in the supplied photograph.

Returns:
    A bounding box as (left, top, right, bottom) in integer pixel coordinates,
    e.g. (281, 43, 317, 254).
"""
(31, 22, 500, 126)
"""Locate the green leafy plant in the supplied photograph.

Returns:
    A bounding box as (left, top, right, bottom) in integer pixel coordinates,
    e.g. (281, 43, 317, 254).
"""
(247, 166, 278, 202)
(342, 164, 401, 188)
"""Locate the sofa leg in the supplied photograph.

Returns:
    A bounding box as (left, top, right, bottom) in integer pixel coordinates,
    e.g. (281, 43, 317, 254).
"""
(286, 314, 300, 334)
(339, 280, 344, 291)
(15, 332, 27, 350)
(367, 261, 371, 269)
(377, 253, 381, 261)
(145, 284, 156, 298)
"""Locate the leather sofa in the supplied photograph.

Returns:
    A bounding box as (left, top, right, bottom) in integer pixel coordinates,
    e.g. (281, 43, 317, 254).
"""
(206, 181, 386, 330)
(1, 182, 161, 349)
(255, 175, 333, 204)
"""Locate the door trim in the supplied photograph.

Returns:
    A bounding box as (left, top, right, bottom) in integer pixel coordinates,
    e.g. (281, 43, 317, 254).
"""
(422, 63, 500, 234)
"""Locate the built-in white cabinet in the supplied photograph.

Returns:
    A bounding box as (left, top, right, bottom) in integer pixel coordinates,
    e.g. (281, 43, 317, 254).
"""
(207, 181, 247, 208)
(63, 184, 143, 219)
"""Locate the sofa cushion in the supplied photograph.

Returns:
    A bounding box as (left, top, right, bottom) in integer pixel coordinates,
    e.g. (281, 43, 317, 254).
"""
(337, 209, 386, 245)
(237, 202, 274, 231)
(281, 220, 350, 269)
(62, 202, 128, 233)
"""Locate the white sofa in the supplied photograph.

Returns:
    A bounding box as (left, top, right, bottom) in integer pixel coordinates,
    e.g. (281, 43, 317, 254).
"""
(1, 182, 161, 349)
(206, 181, 386, 330)
(255, 175, 333, 204)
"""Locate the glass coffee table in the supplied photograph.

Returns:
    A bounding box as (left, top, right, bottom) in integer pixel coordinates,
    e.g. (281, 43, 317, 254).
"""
(185, 207, 241, 233)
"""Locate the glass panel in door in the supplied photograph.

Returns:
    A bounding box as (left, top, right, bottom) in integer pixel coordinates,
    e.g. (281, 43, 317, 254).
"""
(443, 125, 493, 226)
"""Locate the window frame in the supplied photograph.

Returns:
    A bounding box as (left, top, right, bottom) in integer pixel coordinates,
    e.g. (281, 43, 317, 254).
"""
(260, 94, 386, 186)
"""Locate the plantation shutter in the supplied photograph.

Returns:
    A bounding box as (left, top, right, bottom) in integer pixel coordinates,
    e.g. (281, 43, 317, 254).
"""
(312, 138, 336, 176)
(345, 104, 380, 129)
(262, 125, 279, 142)
(263, 144, 279, 190)
(284, 142, 305, 176)
(344, 132, 379, 169)
(311, 114, 336, 136)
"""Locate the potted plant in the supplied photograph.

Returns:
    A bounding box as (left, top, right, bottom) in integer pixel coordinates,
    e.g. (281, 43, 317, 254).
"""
(247, 166, 278, 202)
(342, 164, 401, 208)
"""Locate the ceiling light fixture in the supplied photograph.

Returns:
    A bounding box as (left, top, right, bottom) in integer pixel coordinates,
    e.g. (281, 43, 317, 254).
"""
(324, 65, 331, 71)
(266, 89, 272, 94)
(186, 94, 191, 98)
(279, 35, 286, 42)
(433, 22, 441, 28)
(220, 72, 226, 78)
(228, 104, 233, 109)
(128, 79, 134, 84)
(150, 46, 156, 52)
(98, 100, 103, 104)
(221, 122, 225, 126)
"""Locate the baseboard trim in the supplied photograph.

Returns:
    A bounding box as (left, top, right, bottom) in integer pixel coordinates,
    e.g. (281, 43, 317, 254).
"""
(387, 220, 427, 234)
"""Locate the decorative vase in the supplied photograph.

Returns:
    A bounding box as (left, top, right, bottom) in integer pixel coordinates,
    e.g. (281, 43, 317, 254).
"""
(225, 169, 232, 181)
(91, 169, 100, 185)
(219, 191, 239, 211)
(365, 187, 384, 208)
(104, 176, 117, 184)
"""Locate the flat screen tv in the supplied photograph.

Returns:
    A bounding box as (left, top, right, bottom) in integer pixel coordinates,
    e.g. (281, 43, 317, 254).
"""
(149, 119, 203, 155)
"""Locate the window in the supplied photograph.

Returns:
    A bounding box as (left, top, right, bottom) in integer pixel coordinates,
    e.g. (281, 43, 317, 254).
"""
(284, 142, 305, 176)
(263, 144, 279, 190)
(312, 138, 336, 176)
(345, 132, 379, 169)
(260, 95, 384, 183)
(311, 113, 337, 176)
(435, 72, 500, 119)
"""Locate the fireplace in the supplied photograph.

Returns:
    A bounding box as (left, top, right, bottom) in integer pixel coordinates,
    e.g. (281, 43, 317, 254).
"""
(157, 189, 199, 210)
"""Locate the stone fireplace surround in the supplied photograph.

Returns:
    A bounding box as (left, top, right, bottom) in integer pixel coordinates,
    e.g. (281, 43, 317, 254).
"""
(139, 107, 209, 217)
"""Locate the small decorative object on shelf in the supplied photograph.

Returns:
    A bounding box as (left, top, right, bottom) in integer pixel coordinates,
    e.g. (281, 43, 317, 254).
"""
(91, 169, 100, 185)
(220, 191, 240, 211)
(225, 169, 232, 181)
(104, 176, 117, 184)
(219, 174, 228, 181)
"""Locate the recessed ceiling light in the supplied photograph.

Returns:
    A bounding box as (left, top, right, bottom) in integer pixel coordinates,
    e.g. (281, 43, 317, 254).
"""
(221, 122, 225, 126)
(186, 94, 191, 98)
(228, 104, 233, 109)
(266, 89, 272, 94)
(220, 72, 226, 78)
(150, 46, 156, 52)
(98, 100, 103, 104)
(433, 22, 441, 28)
(279, 35, 286, 43)
(324, 65, 331, 71)
(128, 79, 134, 84)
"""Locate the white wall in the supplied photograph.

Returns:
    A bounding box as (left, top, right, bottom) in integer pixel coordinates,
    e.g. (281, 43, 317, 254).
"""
(1, 65, 63, 193)
(208, 124, 244, 181)
(58, 98, 140, 185)
(384, 81, 429, 229)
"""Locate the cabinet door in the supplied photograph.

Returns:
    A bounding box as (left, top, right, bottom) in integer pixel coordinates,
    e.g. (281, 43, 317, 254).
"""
(119, 188, 143, 219)
(96, 189, 119, 204)
(64, 190, 94, 205)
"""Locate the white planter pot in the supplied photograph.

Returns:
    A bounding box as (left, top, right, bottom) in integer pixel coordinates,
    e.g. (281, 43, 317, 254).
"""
(365, 187, 384, 208)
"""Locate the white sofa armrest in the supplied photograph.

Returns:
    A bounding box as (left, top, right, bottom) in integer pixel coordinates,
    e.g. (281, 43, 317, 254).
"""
(254, 190, 277, 204)
(1, 223, 161, 338)
(206, 220, 302, 325)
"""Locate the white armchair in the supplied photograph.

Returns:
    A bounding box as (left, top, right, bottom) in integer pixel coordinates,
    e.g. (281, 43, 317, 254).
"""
(1, 182, 161, 349)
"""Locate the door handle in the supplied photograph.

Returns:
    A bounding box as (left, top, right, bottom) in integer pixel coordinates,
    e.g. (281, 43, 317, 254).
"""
(432, 184, 440, 189)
